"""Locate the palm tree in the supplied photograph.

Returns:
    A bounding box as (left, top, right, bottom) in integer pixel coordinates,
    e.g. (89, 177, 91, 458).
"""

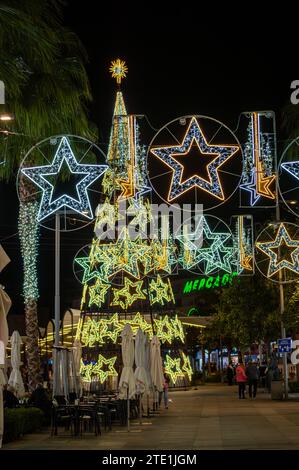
(0, 0, 96, 390)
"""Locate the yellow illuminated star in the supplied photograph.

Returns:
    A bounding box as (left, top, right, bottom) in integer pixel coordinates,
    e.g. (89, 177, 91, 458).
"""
(94, 354, 118, 383)
(154, 315, 174, 344)
(181, 353, 193, 381)
(111, 277, 146, 310)
(149, 275, 175, 305)
(103, 313, 123, 343)
(120, 312, 152, 336)
(170, 315, 185, 343)
(88, 278, 110, 307)
(164, 355, 184, 383)
(109, 59, 128, 84)
(256, 223, 299, 277)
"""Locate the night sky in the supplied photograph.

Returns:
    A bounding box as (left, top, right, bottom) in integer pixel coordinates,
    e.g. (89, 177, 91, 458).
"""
(0, 6, 297, 325)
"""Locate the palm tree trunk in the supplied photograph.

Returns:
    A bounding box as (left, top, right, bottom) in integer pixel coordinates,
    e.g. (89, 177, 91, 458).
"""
(24, 299, 41, 390)
(18, 174, 41, 391)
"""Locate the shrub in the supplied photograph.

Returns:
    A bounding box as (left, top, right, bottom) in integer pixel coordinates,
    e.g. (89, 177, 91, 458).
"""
(3, 407, 44, 444)
(206, 373, 222, 383)
(289, 381, 299, 393)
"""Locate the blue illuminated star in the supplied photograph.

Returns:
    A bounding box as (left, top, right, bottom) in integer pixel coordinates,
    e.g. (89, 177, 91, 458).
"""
(239, 171, 261, 206)
(21, 137, 108, 222)
(281, 161, 299, 181)
(151, 117, 239, 202)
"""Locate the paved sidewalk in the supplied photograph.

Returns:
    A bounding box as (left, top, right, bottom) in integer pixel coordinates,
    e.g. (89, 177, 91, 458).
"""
(3, 385, 299, 450)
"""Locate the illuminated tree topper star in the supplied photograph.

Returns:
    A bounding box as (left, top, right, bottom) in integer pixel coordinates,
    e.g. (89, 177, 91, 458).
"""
(151, 117, 239, 202)
(21, 137, 108, 222)
(109, 59, 128, 84)
(256, 223, 299, 277)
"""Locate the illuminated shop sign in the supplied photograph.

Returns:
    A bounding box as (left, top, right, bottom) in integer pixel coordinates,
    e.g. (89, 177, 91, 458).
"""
(183, 272, 238, 294)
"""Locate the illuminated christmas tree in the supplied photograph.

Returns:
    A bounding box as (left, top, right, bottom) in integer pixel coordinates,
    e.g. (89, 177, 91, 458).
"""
(75, 60, 189, 391)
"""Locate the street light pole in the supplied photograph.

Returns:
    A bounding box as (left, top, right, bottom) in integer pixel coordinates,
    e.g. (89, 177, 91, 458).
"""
(54, 212, 60, 348)
(273, 113, 288, 399)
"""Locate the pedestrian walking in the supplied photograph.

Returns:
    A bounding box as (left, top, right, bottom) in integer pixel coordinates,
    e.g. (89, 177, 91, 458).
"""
(226, 362, 234, 386)
(246, 361, 259, 398)
(163, 373, 170, 409)
(235, 362, 247, 399)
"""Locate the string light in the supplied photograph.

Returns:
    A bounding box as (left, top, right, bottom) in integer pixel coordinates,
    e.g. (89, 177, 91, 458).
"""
(240, 112, 276, 206)
(232, 215, 253, 273)
(18, 201, 39, 301)
(150, 116, 239, 202)
(21, 137, 108, 221)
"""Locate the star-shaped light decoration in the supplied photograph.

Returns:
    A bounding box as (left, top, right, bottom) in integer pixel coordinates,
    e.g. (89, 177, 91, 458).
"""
(232, 215, 253, 273)
(120, 312, 152, 336)
(256, 223, 299, 277)
(80, 355, 118, 384)
(103, 313, 123, 343)
(170, 315, 185, 343)
(109, 58, 128, 85)
(110, 277, 146, 310)
(21, 137, 108, 222)
(80, 360, 94, 382)
(164, 355, 184, 383)
(93, 354, 118, 383)
(154, 315, 175, 344)
(181, 353, 193, 381)
(240, 112, 276, 206)
(110, 228, 141, 279)
(149, 275, 175, 306)
(81, 318, 107, 347)
(281, 161, 299, 182)
(88, 278, 110, 308)
(150, 117, 239, 202)
(177, 216, 234, 274)
(95, 197, 117, 232)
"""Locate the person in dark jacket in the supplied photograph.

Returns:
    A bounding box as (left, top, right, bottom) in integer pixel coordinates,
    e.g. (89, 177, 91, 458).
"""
(226, 362, 234, 386)
(245, 361, 260, 398)
(28, 383, 52, 421)
(3, 385, 19, 408)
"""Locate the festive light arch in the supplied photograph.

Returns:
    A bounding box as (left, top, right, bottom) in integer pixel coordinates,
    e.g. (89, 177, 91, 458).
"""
(21, 136, 108, 222)
(150, 116, 240, 204)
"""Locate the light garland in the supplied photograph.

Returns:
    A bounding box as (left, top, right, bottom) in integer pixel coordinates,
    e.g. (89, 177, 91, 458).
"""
(18, 201, 40, 302)
(150, 116, 239, 202)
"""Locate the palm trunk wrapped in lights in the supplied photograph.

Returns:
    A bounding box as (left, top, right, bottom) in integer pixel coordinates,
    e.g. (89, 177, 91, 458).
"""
(18, 177, 41, 391)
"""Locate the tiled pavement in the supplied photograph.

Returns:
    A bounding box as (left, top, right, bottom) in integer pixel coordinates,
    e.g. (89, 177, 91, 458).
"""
(3, 385, 299, 450)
